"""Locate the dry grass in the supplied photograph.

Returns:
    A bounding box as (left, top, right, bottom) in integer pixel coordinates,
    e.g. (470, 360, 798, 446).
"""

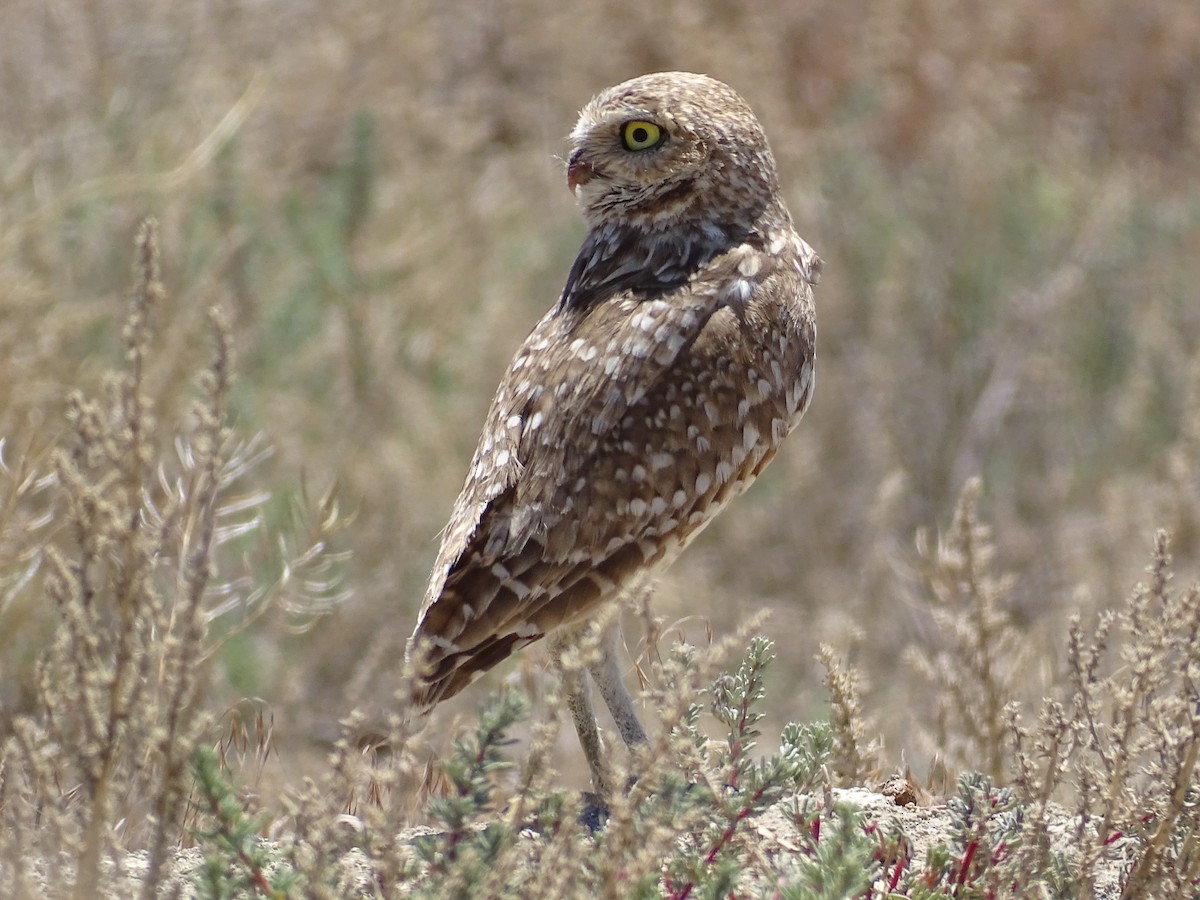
(1, 0, 1199, 895)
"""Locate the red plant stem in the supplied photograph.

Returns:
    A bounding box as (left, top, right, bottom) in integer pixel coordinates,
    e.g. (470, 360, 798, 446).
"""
(705, 805, 755, 865)
(991, 840, 1008, 866)
(671, 786, 767, 900)
(957, 839, 979, 888)
(239, 845, 274, 896)
(888, 853, 906, 892)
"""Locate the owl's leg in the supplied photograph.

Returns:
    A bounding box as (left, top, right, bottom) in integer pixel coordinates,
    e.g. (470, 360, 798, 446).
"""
(588, 620, 648, 750)
(550, 631, 612, 796)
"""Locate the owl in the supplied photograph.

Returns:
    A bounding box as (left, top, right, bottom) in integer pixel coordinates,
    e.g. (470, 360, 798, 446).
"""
(407, 72, 819, 795)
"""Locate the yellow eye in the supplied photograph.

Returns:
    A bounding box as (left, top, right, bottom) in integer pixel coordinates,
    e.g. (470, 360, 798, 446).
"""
(621, 120, 664, 151)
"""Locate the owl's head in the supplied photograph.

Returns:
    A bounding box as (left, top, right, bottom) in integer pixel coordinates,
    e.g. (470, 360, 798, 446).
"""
(567, 72, 781, 234)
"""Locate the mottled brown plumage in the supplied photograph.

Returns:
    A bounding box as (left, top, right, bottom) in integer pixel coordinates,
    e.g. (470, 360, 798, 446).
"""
(407, 72, 819, 791)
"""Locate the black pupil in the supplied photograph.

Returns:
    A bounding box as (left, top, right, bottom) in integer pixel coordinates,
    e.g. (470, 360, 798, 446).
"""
(632, 126, 649, 144)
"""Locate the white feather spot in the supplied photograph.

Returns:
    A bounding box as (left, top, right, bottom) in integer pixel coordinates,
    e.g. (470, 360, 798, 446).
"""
(786, 380, 805, 416)
(743, 423, 761, 452)
(631, 464, 647, 482)
(672, 489, 688, 508)
(737, 253, 762, 277)
(629, 497, 647, 517)
(695, 472, 712, 495)
(627, 339, 652, 359)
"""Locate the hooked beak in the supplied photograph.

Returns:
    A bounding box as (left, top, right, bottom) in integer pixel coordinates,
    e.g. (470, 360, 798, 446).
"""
(566, 149, 596, 193)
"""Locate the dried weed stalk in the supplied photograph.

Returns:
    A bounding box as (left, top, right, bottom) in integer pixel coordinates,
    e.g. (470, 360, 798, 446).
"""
(1072, 533, 1200, 896)
(0, 220, 227, 897)
(0, 220, 350, 898)
(1009, 531, 1200, 897)
(817, 642, 881, 786)
(909, 477, 1025, 782)
(271, 616, 832, 899)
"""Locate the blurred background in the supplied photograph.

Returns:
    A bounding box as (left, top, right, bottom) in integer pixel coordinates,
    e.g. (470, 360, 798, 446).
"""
(1, 0, 1198, 797)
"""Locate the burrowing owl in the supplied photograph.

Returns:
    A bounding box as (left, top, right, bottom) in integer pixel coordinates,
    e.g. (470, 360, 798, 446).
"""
(408, 72, 819, 794)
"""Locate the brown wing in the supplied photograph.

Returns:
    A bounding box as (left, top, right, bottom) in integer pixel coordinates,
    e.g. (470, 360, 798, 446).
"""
(408, 233, 815, 707)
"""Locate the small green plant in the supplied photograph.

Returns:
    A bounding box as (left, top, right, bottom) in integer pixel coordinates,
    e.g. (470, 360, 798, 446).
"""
(913, 774, 1023, 897)
(193, 745, 303, 899)
(271, 632, 848, 899)
(412, 689, 529, 888)
(664, 638, 834, 898)
(781, 802, 879, 899)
